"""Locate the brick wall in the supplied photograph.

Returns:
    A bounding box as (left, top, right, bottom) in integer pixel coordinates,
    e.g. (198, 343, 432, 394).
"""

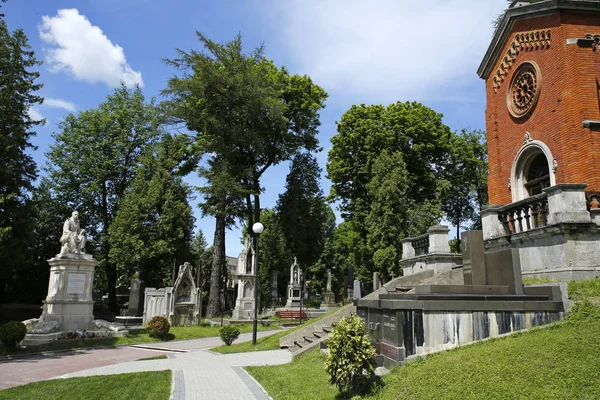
(485, 11, 600, 205)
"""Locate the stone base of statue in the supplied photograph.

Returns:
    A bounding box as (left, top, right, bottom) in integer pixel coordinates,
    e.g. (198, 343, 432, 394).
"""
(285, 283, 302, 308)
(232, 297, 256, 320)
(322, 291, 336, 307)
(36, 253, 99, 331)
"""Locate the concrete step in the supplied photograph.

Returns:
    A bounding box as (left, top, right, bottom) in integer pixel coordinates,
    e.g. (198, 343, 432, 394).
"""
(303, 336, 314, 343)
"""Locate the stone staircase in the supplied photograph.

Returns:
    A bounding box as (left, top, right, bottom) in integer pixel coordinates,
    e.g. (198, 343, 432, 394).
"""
(279, 304, 356, 357)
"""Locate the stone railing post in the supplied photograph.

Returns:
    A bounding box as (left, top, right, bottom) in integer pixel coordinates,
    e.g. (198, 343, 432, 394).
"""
(482, 205, 505, 240)
(427, 225, 450, 253)
(544, 184, 591, 224)
(401, 238, 414, 260)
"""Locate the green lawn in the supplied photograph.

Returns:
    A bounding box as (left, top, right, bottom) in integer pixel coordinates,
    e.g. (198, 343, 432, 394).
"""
(0, 371, 171, 400)
(2, 323, 278, 356)
(248, 281, 600, 400)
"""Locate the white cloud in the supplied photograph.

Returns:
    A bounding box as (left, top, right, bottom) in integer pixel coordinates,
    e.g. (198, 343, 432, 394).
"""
(44, 97, 76, 112)
(28, 107, 45, 121)
(264, 0, 506, 104)
(39, 8, 143, 88)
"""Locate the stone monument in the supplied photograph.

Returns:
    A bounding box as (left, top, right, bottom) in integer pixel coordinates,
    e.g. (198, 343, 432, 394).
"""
(142, 262, 202, 326)
(322, 269, 336, 307)
(285, 257, 302, 308)
(232, 236, 257, 320)
(37, 211, 97, 331)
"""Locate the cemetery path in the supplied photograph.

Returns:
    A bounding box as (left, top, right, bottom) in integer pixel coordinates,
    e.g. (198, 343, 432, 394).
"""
(0, 330, 289, 399)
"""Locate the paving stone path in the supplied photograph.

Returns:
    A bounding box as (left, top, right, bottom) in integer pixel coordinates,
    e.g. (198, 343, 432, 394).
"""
(0, 330, 292, 399)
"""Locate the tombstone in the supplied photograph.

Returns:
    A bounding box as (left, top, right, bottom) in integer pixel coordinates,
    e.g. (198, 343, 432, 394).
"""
(346, 266, 355, 300)
(127, 278, 145, 317)
(353, 279, 362, 301)
(461, 230, 486, 285)
(373, 272, 381, 291)
(285, 257, 302, 308)
(232, 236, 257, 320)
(322, 269, 336, 307)
(172, 262, 201, 326)
(485, 248, 523, 294)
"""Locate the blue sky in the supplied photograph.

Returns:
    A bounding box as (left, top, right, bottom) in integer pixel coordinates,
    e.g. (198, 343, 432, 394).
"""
(4, 0, 507, 256)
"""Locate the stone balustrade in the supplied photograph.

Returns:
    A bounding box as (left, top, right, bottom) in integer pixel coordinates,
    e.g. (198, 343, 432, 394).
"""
(400, 225, 462, 276)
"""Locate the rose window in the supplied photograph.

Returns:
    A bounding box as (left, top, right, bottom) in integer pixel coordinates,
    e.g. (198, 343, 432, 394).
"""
(507, 61, 541, 118)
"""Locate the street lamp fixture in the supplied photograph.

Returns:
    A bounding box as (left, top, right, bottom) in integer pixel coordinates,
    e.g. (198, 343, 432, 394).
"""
(251, 222, 264, 345)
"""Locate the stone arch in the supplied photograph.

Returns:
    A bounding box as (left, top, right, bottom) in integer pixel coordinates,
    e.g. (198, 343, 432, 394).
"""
(510, 139, 556, 202)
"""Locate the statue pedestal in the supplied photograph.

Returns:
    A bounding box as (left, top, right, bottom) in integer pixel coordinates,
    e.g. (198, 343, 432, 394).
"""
(322, 291, 336, 307)
(38, 253, 98, 331)
(285, 283, 302, 308)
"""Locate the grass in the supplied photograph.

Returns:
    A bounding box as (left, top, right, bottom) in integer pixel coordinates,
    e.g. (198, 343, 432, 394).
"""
(0, 370, 171, 400)
(211, 306, 346, 354)
(248, 281, 600, 399)
(1, 323, 278, 356)
(136, 354, 168, 361)
(522, 277, 558, 285)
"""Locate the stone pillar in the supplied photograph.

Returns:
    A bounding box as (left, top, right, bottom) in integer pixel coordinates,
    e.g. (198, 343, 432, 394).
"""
(40, 254, 99, 331)
(544, 184, 591, 224)
(401, 238, 414, 260)
(481, 205, 505, 240)
(373, 272, 381, 291)
(427, 225, 450, 253)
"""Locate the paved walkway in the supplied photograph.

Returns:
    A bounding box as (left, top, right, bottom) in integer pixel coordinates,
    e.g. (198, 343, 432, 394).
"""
(0, 330, 292, 399)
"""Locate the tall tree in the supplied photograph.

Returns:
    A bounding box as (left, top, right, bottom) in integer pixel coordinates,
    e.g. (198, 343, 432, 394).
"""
(327, 102, 452, 280)
(0, 14, 43, 302)
(109, 134, 195, 288)
(163, 33, 327, 317)
(45, 84, 163, 310)
(366, 150, 441, 278)
(441, 129, 488, 241)
(277, 152, 329, 268)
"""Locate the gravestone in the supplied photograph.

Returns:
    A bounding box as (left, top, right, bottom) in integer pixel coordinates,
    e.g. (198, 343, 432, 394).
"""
(461, 230, 486, 285)
(484, 248, 523, 294)
(322, 269, 336, 307)
(353, 279, 362, 300)
(127, 278, 145, 317)
(373, 272, 381, 291)
(285, 257, 302, 308)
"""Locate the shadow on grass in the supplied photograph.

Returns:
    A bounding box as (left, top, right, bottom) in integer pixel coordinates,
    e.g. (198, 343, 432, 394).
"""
(333, 375, 385, 400)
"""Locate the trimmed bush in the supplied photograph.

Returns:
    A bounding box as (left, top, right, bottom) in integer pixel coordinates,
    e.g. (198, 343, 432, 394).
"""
(0, 321, 27, 351)
(304, 298, 322, 309)
(146, 316, 170, 339)
(219, 325, 240, 346)
(324, 314, 376, 395)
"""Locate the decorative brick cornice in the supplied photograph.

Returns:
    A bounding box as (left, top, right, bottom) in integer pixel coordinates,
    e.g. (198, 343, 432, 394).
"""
(492, 30, 550, 93)
(478, 0, 600, 80)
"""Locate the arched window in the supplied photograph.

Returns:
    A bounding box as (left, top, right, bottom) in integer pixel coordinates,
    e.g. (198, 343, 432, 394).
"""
(510, 139, 556, 202)
(524, 153, 550, 196)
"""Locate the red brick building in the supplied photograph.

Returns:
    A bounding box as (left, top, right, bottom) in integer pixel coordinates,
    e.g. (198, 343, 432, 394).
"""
(479, 0, 600, 281)
(478, 0, 600, 206)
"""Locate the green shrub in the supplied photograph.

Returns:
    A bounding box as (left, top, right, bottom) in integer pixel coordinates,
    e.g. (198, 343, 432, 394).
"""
(0, 321, 27, 351)
(324, 314, 376, 395)
(146, 316, 170, 339)
(219, 325, 240, 346)
(304, 298, 321, 309)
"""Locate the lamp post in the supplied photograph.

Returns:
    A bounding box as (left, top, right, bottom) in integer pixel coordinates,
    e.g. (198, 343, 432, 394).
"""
(251, 221, 264, 345)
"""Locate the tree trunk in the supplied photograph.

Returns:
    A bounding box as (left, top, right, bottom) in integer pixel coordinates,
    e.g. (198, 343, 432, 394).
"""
(206, 201, 226, 319)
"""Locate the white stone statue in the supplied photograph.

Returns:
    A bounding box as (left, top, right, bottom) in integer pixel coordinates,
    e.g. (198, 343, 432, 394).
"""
(60, 211, 87, 254)
(326, 269, 332, 292)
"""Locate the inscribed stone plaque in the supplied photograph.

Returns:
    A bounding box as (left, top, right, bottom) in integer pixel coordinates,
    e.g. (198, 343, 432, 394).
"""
(67, 273, 86, 294)
(382, 311, 401, 347)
